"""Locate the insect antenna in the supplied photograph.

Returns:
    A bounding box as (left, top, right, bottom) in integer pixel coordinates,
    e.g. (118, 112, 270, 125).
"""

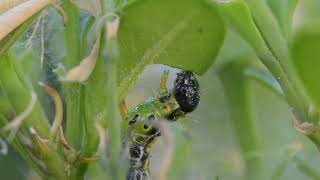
(200, 86, 215, 96)
(184, 114, 201, 125)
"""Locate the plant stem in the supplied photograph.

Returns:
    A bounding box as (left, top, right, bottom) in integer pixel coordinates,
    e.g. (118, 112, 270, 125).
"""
(62, 1, 88, 179)
(63, 0, 83, 150)
(244, 0, 310, 121)
(217, 0, 308, 122)
(102, 17, 123, 179)
(219, 60, 264, 180)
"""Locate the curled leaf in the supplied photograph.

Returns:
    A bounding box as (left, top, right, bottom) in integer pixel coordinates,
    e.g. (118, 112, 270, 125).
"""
(0, 0, 25, 14)
(39, 83, 63, 140)
(106, 14, 120, 40)
(0, 0, 52, 41)
(64, 20, 103, 83)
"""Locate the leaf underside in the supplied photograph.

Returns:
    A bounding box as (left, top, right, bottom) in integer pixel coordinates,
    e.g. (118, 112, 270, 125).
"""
(117, 0, 225, 98)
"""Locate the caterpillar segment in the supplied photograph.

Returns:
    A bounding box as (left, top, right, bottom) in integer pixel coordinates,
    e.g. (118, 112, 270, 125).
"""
(121, 70, 200, 180)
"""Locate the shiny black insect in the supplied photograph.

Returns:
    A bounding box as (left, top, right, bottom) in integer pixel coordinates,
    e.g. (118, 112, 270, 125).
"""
(173, 71, 200, 113)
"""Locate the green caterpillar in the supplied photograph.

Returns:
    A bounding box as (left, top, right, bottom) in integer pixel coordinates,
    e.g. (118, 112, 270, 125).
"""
(121, 70, 200, 180)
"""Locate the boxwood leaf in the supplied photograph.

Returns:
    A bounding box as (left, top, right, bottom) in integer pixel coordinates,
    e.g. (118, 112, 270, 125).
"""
(117, 0, 225, 98)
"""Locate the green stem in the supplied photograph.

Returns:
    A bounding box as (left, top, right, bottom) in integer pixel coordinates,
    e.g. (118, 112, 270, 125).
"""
(81, 22, 105, 160)
(217, 0, 309, 122)
(63, 1, 87, 179)
(219, 60, 264, 180)
(99, 0, 124, 177)
(102, 19, 123, 179)
(63, 0, 83, 150)
(257, 50, 304, 119)
(244, 0, 310, 120)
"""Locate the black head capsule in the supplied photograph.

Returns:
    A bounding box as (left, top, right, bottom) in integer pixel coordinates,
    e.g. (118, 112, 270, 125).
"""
(173, 71, 200, 113)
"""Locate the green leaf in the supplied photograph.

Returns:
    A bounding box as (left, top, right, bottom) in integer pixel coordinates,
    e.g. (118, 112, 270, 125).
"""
(117, 0, 225, 98)
(291, 25, 320, 111)
(0, 82, 15, 121)
(217, 0, 309, 119)
(267, 0, 297, 38)
(0, 54, 50, 137)
(244, 67, 285, 99)
(216, 0, 266, 54)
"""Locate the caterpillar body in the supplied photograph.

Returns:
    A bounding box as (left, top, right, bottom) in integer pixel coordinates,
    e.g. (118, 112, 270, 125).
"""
(121, 70, 200, 180)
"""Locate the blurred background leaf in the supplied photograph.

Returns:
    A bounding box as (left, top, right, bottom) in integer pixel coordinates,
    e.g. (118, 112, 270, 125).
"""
(267, 0, 298, 38)
(291, 24, 320, 111)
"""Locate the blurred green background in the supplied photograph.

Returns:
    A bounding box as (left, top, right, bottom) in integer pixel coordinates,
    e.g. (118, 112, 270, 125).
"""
(1, 0, 320, 179)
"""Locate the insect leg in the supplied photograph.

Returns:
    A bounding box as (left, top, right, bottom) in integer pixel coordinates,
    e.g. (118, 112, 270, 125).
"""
(160, 69, 170, 93)
(120, 99, 128, 120)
